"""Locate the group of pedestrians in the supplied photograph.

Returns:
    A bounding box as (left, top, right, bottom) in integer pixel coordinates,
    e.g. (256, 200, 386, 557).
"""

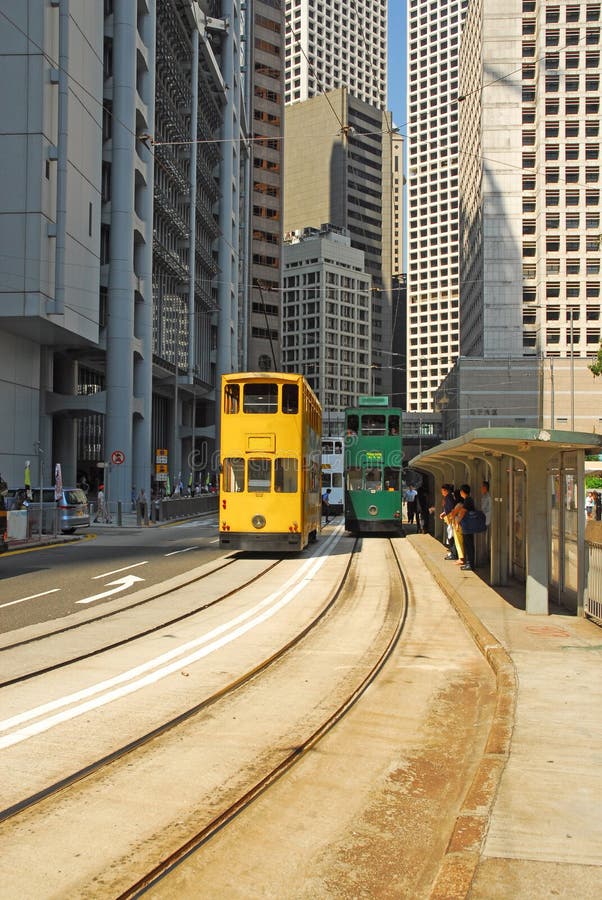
(437, 481, 491, 572)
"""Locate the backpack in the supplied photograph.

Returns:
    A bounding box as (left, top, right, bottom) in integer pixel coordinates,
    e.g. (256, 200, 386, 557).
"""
(460, 509, 487, 534)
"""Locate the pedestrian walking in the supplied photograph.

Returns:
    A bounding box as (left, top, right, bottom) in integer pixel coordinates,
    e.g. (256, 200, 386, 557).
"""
(137, 488, 149, 525)
(322, 488, 331, 524)
(94, 484, 110, 523)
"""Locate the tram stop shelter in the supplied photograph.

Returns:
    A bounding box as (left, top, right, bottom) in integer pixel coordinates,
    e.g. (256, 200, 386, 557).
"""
(409, 428, 602, 617)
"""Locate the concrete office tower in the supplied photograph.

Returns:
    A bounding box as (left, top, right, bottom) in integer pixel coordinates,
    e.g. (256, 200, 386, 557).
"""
(152, 1, 247, 487)
(282, 226, 372, 410)
(0, 1, 248, 498)
(453, 0, 602, 434)
(406, 0, 466, 412)
(284, 88, 394, 395)
(247, 0, 286, 372)
(0, 4, 104, 488)
(285, 0, 388, 110)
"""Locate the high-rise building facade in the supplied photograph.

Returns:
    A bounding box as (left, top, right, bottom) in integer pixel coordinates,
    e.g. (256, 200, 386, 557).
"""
(454, 0, 602, 434)
(247, 0, 286, 372)
(282, 225, 372, 410)
(284, 0, 388, 110)
(284, 88, 394, 396)
(406, 0, 467, 412)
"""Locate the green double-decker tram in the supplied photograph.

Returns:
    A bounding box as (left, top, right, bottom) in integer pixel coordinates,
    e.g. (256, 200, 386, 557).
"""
(344, 397, 404, 536)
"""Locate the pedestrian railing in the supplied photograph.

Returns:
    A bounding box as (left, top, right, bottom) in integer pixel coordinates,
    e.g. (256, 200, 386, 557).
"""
(585, 521, 602, 626)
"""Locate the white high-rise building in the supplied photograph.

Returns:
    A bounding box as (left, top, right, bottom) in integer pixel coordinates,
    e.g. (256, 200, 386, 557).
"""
(406, 0, 467, 412)
(453, 0, 602, 434)
(284, 0, 388, 110)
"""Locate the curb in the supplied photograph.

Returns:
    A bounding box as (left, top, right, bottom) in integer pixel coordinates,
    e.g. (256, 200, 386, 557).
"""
(408, 536, 518, 900)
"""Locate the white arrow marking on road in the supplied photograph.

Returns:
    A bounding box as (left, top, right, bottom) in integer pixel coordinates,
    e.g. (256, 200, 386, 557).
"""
(164, 546, 196, 557)
(76, 575, 145, 605)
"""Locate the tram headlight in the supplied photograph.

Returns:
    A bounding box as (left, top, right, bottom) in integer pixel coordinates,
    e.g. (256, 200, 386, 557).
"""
(368, 505, 378, 516)
(252, 514, 266, 529)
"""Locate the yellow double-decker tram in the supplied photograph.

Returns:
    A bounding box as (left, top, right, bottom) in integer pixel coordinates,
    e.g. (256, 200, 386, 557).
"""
(219, 372, 322, 552)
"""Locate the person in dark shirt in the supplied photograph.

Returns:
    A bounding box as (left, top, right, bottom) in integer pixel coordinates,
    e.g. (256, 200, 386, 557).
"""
(455, 483, 475, 571)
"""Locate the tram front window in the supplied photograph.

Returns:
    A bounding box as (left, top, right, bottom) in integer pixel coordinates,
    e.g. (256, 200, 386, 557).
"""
(347, 467, 362, 491)
(223, 457, 244, 492)
(365, 467, 383, 490)
(384, 467, 400, 490)
(243, 383, 278, 413)
(248, 458, 272, 491)
(275, 458, 298, 492)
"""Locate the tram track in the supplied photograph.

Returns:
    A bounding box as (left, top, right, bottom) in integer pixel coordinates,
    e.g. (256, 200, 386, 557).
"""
(0, 556, 280, 687)
(0, 535, 409, 899)
(0, 535, 357, 824)
(117, 536, 409, 900)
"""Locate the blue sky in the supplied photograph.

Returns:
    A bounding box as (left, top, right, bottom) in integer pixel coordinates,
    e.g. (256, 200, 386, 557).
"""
(387, 3, 406, 131)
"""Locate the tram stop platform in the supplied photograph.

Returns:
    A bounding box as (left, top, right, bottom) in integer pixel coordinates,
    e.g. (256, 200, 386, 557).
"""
(407, 530, 602, 899)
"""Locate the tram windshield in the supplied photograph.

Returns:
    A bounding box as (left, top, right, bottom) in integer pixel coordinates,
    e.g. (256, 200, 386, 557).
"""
(365, 467, 383, 490)
(248, 458, 272, 491)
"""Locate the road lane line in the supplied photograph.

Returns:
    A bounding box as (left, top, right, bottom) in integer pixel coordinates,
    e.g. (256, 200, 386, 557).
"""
(0, 528, 344, 748)
(93, 561, 148, 580)
(0, 589, 60, 610)
(164, 547, 196, 557)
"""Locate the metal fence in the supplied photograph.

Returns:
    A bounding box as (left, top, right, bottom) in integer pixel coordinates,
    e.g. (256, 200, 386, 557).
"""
(585, 535, 602, 625)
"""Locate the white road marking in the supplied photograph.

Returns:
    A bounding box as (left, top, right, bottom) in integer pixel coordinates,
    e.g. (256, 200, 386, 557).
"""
(77, 574, 145, 605)
(94, 561, 148, 580)
(0, 589, 60, 611)
(0, 527, 344, 749)
(164, 547, 196, 557)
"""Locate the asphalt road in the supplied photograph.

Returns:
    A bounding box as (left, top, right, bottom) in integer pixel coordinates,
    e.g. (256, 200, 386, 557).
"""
(0, 516, 224, 636)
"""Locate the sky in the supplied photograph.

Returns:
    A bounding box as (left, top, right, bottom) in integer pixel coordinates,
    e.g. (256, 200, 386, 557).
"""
(387, 3, 407, 131)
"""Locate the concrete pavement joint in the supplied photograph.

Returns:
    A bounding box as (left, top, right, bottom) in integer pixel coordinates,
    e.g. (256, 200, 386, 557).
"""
(407, 535, 518, 900)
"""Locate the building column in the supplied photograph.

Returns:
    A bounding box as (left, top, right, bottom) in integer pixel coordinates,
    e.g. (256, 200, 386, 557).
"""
(105, 0, 137, 503)
(132, 0, 156, 498)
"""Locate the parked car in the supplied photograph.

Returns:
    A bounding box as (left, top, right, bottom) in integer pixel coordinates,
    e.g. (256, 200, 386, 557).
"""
(7, 487, 90, 534)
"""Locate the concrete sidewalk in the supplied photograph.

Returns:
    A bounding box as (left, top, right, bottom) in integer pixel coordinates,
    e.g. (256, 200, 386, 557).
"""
(409, 533, 602, 899)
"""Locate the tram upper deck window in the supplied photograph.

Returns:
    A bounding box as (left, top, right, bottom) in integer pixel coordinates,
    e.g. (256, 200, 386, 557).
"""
(389, 415, 400, 435)
(224, 384, 240, 414)
(362, 415, 386, 435)
(346, 414, 359, 436)
(282, 384, 299, 414)
(243, 383, 278, 413)
(223, 458, 244, 492)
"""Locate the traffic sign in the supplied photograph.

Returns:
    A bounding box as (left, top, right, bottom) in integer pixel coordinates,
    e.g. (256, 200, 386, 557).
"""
(111, 450, 126, 465)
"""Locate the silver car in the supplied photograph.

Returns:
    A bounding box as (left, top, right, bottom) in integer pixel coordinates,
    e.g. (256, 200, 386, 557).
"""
(10, 487, 90, 534)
